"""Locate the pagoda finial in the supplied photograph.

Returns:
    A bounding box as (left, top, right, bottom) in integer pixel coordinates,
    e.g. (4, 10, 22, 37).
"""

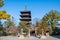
(25, 4, 27, 11)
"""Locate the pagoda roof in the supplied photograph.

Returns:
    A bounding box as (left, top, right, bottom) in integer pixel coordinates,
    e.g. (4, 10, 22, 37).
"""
(20, 10, 31, 13)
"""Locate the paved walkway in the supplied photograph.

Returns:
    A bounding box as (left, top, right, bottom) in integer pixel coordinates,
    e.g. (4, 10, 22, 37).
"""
(0, 36, 60, 40)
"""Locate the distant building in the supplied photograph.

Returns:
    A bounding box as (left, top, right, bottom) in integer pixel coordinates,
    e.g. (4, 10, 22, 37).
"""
(55, 19, 60, 28)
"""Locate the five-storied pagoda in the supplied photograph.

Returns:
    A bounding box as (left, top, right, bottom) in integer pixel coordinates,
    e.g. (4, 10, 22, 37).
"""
(20, 5, 31, 26)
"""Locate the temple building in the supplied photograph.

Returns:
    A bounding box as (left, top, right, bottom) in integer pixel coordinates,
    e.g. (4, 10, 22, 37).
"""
(20, 6, 31, 26)
(20, 5, 37, 36)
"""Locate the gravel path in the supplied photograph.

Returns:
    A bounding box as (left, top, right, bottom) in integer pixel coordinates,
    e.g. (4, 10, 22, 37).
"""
(0, 36, 60, 40)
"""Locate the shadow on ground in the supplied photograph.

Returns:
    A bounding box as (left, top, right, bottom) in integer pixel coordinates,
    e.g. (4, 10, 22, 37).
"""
(52, 35, 60, 39)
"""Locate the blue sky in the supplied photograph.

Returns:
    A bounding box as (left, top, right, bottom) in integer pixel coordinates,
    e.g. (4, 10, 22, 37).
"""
(0, 0, 60, 25)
